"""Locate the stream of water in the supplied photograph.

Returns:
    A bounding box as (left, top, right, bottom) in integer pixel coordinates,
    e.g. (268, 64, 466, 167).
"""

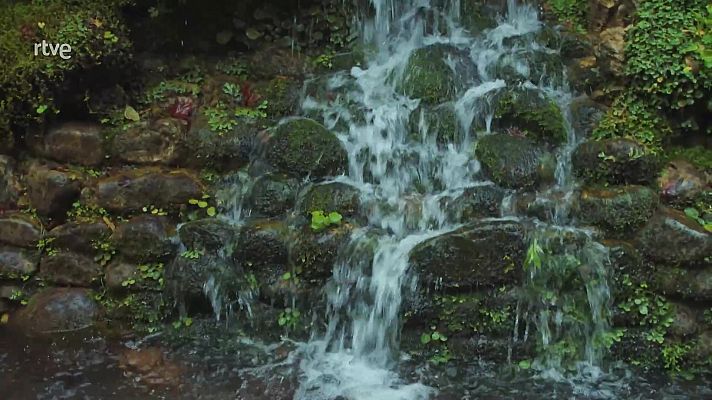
(294, 0, 616, 398)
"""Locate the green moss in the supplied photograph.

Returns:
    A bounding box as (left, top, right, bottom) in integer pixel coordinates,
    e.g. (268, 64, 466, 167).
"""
(592, 91, 673, 154)
(398, 44, 458, 104)
(545, 0, 588, 33)
(577, 185, 658, 236)
(494, 89, 567, 144)
(0, 0, 131, 143)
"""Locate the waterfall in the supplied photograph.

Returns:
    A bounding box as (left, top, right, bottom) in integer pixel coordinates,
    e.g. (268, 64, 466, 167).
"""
(295, 1, 612, 398)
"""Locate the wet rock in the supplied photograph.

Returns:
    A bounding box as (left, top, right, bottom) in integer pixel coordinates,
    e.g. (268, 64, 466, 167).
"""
(441, 184, 506, 221)
(112, 118, 187, 165)
(572, 138, 659, 184)
(111, 216, 176, 262)
(410, 220, 526, 290)
(652, 266, 712, 302)
(249, 174, 299, 217)
(475, 133, 555, 189)
(26, 163, 81, 218)
(185, 114, 256, 171)
(178, 218, 237, 253)
(39, 251, 102, 286)
(298, 182, 361, 218)
(637, 208, 711, 267)
(48, 220, 111, 255)
(690, 330, 712, 364)
(16, 288, 100, 333)
(398, 44, 473, 104)
(668, 302, 698, 338)
(574, 185, 658, 237)
(658, 160, 710, 206)
(0, 213, 42, 248)
(569, 96, 607, 137)
(235, 219, 289, 270)
(104, 261, 139, 290)
(491, 88, 567, 144)
(118, 347, 184, 387)
(93, 168, 203, 214)
(408, 103, 460, 145)
(0, 246, 38, 280)
(266, 118, 347, 179)
(291, 223, 356, 282)
(0, 155, 21, 209)
(164, 253, 236, 313)
(255, 77, 302, 117)
(34, 122, 105, 166)
(459, 0, 499, 32)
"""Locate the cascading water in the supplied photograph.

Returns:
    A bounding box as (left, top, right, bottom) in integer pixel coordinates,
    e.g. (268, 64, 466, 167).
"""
(295, 0, 614, 398)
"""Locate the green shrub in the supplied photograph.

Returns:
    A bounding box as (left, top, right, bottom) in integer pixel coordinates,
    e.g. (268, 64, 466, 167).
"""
(625, 0, 710, 110)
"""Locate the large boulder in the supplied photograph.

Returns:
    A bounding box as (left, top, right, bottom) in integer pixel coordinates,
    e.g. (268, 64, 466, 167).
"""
(637, 208, 711, 267)
(572, 138, 659, 184)
(93, 168, 203, 214)
(658, 160, 710, 206)
(31, 122, 105, 166)
(178, 218, 238, 253)
(266, 118, 347, 179)
(491, 88, 567, 144)
(15, 288, 101, 333)
(112, 118, 187, 165)
(0, 246, 38, 280)
(249, 174, 300, 217)
(0, 155, 21, 209)
(234, 219, 289, 270)
(0, 213, 42, 248)
(290, 223, 357, 283)
(111, 216, 177, 262)
(652, 266, 712, 302)
(26, 163, 81, 218)
(184, 114, 256, 171)
(48, 221, 111, 255)
(574, 185, 658, 237)
(475, 133, 555, 189)
(38, 251, 102, 286)
(298, 182, 361, 218)
(409, 220, 526, 290)
(397, 44, 473, 104)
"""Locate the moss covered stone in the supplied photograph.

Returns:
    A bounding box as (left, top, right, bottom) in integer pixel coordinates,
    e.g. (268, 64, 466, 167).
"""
(298, 182, 361, 218)
(475, 133, 555, 189)
(397, 44, 471, 105)
(266, 118, 347, 179)
(575, 185, 658, 237)
(572, 138, 660, 184)
(492, 88, 567, 144)
(408, 103, 460, 145)
(249, 174, 299, 217)
(637, 208, 711, 267)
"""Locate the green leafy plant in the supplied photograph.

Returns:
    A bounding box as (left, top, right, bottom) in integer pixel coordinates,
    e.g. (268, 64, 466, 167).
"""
(222, 82, 241, 99)
(524, 238, 544, 270)
(234, 100, 268, 119)
(684, 207, 712, 232)
(188, 194, 217, 217)
(619, 283, 673, 344)
(310, 210, 343, 232)
(278, 307, 301, 330)
(181, 249, 204, 259)
(92, 240, 115, 266)
(172, 316, 193, 330)
(662, 343, 691, 373)
(546, 0, 587, 33)
(142, 205, 167, 216)
(205, 102, 237, 135)
(36, 237, 57, 257)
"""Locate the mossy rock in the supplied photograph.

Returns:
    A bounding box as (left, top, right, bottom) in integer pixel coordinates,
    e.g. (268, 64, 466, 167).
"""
(298, 182, 361, 218)
(178, 218, 238, 253)
(234, 219, 289, 270)
(111, 216, 177, 263)
(408, 103, 461, 145)
(459, 0, 499, 33)
(572, 138, 660, 184)
(266, 118, 347, 179)
(249, 174, 299, 217)
(440, 184, 506, 221)
(397, 44, 473, 104)
(475, 133, 555, 189)
(185, 113, 256, 171)
(651, 265, 712, 302)
(636, 208, 711, 267)
(290, 223, 358, 283)
(254, 77, 301, 118)
(409, 220, 526, 290)
(574, 185, 658, 237)
(491, 88, 567, 144)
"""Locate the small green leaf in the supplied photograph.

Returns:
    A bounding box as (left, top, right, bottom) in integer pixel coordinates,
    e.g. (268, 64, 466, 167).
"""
(188, 199, 199, 205)
(36, 104, 48, 114)
(206, 207, 217, 217)
(124, 105, 140, 121)
(518, 360, 531, 369)
(684, 208, 700, 220)
(420, 333, 432, 344)
(197, 200, 208, 208)
(328, 211, 343, 224)
(282, 272, 292, 281)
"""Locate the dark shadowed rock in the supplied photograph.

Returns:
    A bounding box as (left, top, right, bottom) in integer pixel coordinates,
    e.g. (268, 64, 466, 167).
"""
(291, 223, 356, 282)
(39, 251, 102, 286)
(637, 208, 711, 267)
(49, 220, 111, 255)
(111, 216, 177, 262)
(105, 261, 139, 290)
(0, 213, 42, 248)
(574, 185, 658, 237)
(475, 133, 555, 189)
(0, 155, 21, 209)
(234, 219, 289, 270)
(94, 168, 203, 214)
(250, 174, 299, 217)
(178, 218, 237, 253)
(572, 138, 659, 184)
(38, 122, 105, 166)
(652, 266, 712, 302)
(0, 246, 38, 279)
(410, 220, 526, 290)
(441, 184, 506, 221)
(16, 288, 100, 333)
(26, 163, 81, 218)
(569, 96, 606, 137)
(266, 118, 347, 179)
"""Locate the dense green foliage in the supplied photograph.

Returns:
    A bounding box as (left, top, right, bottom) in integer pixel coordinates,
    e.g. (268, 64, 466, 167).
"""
(0, 0, 132, 144)
(546, 0, 587, 33)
